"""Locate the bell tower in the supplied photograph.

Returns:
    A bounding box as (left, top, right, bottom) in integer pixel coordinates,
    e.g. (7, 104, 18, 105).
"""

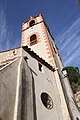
(21, 14, 59, 67)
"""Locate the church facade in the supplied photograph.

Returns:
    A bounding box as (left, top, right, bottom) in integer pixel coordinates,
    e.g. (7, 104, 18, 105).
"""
(0, 14, 80, 120)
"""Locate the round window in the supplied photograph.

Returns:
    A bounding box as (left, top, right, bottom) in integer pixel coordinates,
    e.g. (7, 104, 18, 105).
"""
(41, 92, 53, 110)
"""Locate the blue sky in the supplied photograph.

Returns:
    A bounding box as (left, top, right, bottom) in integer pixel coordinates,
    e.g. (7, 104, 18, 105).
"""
(0, 0, 80, 67)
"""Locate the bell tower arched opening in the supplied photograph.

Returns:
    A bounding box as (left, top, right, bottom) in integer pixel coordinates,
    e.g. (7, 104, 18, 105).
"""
(29, 20, 35, 27)
(30, 34, 37, 46)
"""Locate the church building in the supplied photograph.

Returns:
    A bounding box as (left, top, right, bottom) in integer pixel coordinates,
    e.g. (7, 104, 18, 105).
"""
(0, 14, 80, 120)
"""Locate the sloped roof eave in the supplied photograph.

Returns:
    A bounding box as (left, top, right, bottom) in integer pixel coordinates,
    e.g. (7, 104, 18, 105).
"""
(22, 46, 55, 72)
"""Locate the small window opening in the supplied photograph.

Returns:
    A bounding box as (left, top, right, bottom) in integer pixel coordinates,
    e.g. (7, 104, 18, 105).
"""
(30, 34, 37, 46)
(24, 56, 28, 61)
(29, 20, 35, 27)
(76, 117, 79, 120)
(30, 34, 37, 41)
(38, 63, 42, 72)
(13, 50, 16, 55)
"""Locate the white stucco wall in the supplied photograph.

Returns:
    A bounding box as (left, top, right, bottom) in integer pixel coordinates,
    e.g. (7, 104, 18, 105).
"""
(0, 48, 21, 64)
(22, 48, 70, 120)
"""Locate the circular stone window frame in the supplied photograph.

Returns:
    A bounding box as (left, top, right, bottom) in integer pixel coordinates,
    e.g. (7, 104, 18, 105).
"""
(41, 92, 53, 110)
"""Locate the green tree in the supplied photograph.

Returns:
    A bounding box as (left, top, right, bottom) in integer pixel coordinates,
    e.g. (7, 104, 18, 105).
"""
(64, 66, 80, 93)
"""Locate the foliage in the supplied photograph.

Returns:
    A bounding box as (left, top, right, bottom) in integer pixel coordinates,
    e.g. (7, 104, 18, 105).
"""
(64, 66, 80, 93)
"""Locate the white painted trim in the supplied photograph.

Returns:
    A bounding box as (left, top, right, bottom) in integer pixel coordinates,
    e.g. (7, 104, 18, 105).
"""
(0, 58, 19, 71)
(13, 57, 22, 120)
